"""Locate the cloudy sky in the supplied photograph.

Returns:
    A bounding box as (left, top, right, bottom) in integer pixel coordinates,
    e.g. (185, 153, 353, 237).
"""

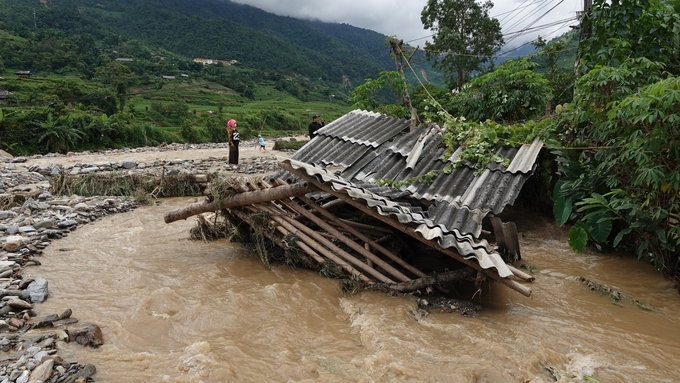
(232, 0, 583, 53)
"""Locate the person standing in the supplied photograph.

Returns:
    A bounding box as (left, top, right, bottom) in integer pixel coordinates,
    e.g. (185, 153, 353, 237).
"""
(308, 114, 324, 139)
(226, 119, 240, 168)
(258, 135, 266, 151)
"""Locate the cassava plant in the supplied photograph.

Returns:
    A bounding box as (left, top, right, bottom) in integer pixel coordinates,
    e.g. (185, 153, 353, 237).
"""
(551, 0, 680, 276)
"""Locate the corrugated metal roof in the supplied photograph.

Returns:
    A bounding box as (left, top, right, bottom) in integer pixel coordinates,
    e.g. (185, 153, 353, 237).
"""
(318, 110, 410, 147)
(281, 158, 513, 278)
(288, 109, 543, 244)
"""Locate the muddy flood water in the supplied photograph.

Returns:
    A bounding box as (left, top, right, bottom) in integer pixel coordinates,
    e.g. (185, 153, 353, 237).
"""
(32, 198, 680, 382)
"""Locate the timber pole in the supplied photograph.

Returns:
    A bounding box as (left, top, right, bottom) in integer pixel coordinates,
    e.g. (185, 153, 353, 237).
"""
(388, 268, 476, 293)
(164, 182, 317, 223)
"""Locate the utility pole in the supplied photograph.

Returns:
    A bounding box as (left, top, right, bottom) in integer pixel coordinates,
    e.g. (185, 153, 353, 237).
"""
(389, 39, 417, 130)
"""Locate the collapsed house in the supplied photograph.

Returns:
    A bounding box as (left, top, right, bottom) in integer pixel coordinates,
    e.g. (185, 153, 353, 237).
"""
(165, 110, 542, 297)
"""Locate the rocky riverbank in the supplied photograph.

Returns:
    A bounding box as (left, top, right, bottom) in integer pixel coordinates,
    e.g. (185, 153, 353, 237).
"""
(0, 140, 295, 382)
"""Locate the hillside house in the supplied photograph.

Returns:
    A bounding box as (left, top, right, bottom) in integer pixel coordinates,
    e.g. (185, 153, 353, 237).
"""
(15, 71, 31, 78)
(193, 58, 231, 66)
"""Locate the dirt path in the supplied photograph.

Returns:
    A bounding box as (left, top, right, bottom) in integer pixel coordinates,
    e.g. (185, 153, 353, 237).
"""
(17, 136, 307, 171)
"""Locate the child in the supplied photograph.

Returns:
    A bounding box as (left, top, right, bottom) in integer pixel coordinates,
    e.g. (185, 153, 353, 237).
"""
(258, 135, 266, 151)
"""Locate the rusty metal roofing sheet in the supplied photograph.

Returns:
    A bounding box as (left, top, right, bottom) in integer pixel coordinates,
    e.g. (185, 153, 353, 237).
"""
(281, 158, 513, 278)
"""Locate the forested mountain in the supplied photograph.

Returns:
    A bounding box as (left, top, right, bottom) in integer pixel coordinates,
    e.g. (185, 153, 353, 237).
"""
(0, 0, 436, 86)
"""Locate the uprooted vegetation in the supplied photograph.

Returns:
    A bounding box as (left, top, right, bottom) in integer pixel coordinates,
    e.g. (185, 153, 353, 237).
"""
(49, 171, 207, 202)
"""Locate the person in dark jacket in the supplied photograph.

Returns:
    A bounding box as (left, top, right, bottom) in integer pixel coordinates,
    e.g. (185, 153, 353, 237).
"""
(308, 115, 324, 139)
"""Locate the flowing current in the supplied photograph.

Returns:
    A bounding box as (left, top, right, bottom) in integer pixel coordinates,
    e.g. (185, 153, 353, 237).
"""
(34, 198, 680, 382)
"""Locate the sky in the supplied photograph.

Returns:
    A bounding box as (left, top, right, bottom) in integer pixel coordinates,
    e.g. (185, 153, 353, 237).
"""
(232, 0, 583, 54)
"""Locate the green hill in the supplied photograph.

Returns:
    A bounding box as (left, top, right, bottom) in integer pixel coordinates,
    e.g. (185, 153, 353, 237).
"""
(0, 0, 436, 86)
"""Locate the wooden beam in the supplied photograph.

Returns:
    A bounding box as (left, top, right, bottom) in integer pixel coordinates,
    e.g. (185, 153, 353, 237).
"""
(278, 197, 413, 283)
(388, 268, 476, 293)
(164, 182, 317, 223)
(296, 194, 429, 280)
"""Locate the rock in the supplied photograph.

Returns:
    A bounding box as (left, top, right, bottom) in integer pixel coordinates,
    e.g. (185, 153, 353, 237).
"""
(69, 168, 80, 175)
(35, 313, 58, 328)
(34, 219, 54, 230)
(27, 278, 48, 303)
(18, 226, 36, 234)
(59, 308, 72, 320)
(25, 346, 41, 358)
(194, 174, 208, 183)
(73, 203, 89, 211)
(71, 325, 103, 348)
(122, 160, 137, 169)
(15, 369, 28, 383)
(57, 219, 78, 228)
(6, 225, 19, 235)
(3, 235, 25, 252)
(7, 317, 23, 328)
(0, 149, 13, 159)
(80, 167, 99, 174)
(0, 211, 18, 219)
(28, 359, 54, 383)
(37, 192, 53, 200)
(55, 330, 69, 343)
(6, 163, 16, 171)
(53, 318, 78, 326)
(6, 297, 33, 310)
(74, 364, 96, 379)
(50, 166, 61, 176)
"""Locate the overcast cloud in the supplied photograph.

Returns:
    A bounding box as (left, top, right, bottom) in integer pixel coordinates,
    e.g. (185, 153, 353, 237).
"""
(232, 0, 582, 53)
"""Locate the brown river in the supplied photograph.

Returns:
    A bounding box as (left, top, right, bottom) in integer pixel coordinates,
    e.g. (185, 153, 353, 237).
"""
(32, 198, 680, 383)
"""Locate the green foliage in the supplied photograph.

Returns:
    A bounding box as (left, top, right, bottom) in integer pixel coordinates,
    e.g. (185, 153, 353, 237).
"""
(550, 0, 680, 274)
(35, 112, 83, 153)
(580, 0, 680, 76)
(568, 223, 589, 253)
(553, 181, 573, 226)
(530, 33, 577, 106)
(436, 112, 549, 173)
(349, 71, 410, 118)
(206, 116, 227, 143)
(180, 121, 203, 144)
(447, 59, 553, 122)
(421, 0, 504, 89)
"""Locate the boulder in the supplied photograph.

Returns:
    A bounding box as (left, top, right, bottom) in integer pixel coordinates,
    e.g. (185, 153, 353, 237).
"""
(27, 278, 48, 303)
(28, 358, 54, 383)
(71, 325, 104, 348)
(3, 235, 25, 251)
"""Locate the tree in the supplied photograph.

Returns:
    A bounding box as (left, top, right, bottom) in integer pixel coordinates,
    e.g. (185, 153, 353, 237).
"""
(349, 71, 410, 118)
(450, 59, 552, 122)
(421, 0, 504, 89)
(94, 62, 135, 112)
(36, 112, 83, 154)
